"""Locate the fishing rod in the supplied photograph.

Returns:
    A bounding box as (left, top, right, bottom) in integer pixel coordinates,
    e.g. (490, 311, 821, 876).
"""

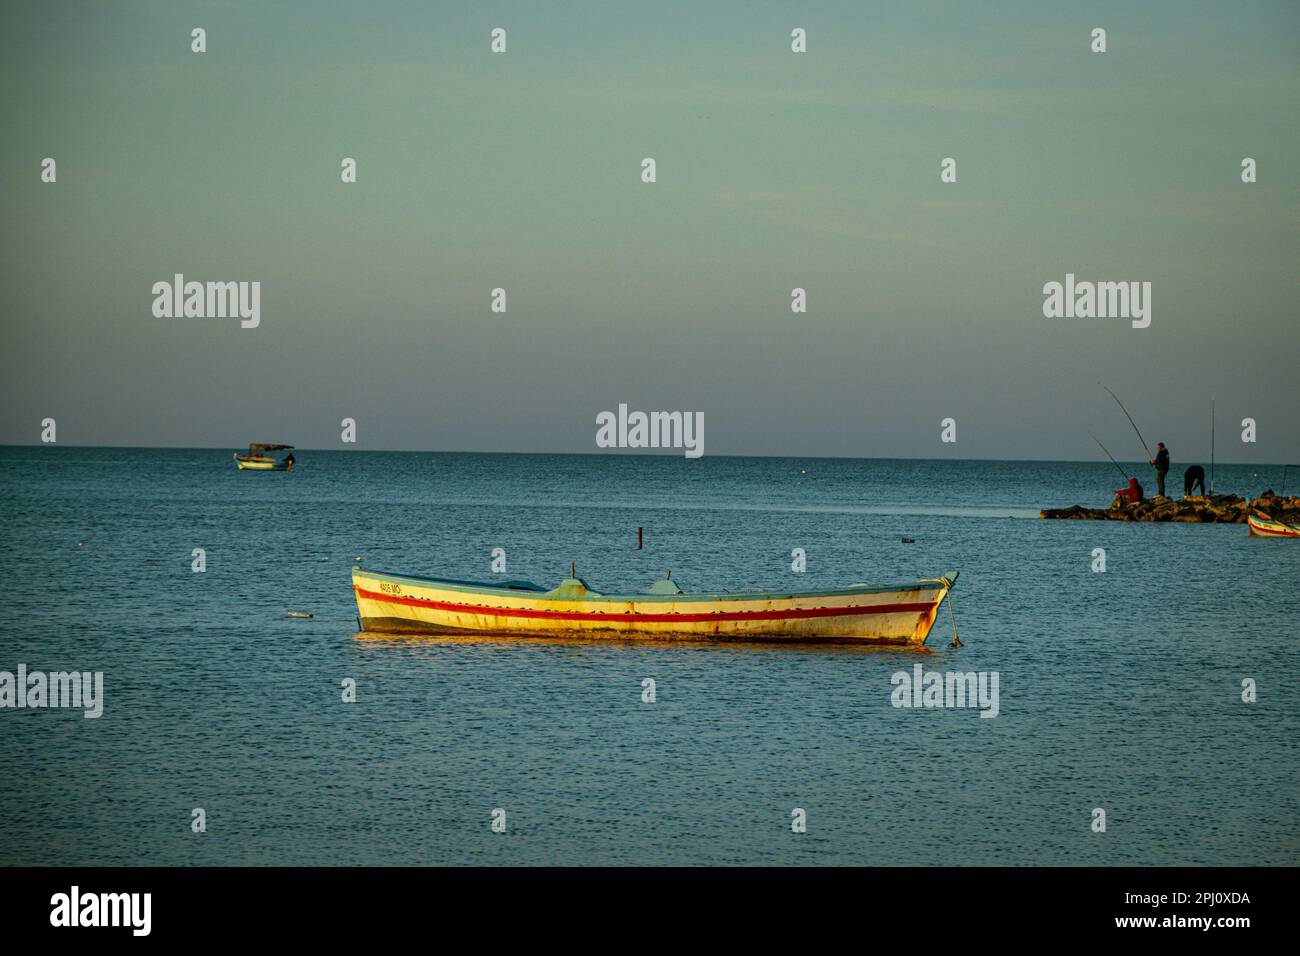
(1088, 430, 1130, 481)
(1101, 384, 1153, 462)
(1210, 397, 1215, 494)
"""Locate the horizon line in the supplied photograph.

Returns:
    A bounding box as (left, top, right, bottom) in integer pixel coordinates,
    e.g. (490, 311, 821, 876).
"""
(1, 443, 1290, 468)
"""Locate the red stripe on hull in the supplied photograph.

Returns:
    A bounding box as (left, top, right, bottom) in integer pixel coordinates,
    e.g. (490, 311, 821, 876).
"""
(354, 587, 935, 623)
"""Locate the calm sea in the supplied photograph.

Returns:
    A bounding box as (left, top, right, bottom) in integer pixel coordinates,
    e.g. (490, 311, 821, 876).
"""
(1, 447, 1295, 866)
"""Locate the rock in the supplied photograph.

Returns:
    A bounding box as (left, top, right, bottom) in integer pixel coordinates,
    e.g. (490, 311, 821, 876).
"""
(1040, 491, 1297, 523)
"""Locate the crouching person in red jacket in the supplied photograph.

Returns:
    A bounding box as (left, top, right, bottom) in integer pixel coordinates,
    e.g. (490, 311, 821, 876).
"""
(1113, 477, 1144, 505)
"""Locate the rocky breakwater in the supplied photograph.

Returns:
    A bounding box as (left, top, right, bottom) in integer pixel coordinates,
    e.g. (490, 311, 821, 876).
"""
(1040, 491, 1300, 523)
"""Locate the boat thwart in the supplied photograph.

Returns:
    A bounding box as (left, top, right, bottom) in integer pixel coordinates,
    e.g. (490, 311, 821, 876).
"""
(352, 566, 959, 645)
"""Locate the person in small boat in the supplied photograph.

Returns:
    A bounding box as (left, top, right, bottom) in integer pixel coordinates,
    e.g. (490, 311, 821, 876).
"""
(1113, 477, 1144, 505)
(1183, 464, 1205, 497)
(1149, 442, 1170, 497)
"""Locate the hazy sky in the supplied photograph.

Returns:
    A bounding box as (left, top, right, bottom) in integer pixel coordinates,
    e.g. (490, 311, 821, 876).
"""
(2, 0, 1297, 461)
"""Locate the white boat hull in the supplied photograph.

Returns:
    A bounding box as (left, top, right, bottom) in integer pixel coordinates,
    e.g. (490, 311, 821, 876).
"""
(352, 568, 958, 646)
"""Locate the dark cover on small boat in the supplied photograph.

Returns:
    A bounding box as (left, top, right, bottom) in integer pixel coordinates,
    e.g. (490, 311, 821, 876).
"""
(247, 443, 294, 455)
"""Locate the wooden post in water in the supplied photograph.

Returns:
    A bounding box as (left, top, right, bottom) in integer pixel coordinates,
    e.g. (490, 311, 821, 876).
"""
(637, 527, 643, 550)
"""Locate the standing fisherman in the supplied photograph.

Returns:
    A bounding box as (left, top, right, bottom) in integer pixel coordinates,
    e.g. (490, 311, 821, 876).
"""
(1150, 442, 1170, 498)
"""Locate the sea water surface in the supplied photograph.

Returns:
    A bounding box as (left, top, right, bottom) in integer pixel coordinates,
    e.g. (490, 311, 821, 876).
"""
(0, 448, 1296, 866)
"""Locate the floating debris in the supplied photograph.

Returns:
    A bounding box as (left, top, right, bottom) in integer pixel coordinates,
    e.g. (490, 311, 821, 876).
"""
(902, 538, 915, 544)
(285, 610, 314, 619)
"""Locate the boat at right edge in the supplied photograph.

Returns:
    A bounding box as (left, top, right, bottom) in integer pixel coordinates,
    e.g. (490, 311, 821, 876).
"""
(1247, 511, 1300, 538)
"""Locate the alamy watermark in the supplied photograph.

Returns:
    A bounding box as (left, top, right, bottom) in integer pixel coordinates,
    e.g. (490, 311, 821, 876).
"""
(1, 665, 103, 718)
(596, 404, 704, 458)
(891, 664, 999, 718)
(152, 274, 260, 328)
(1042, 273, 1150, 328)
(50, 886, 150, 936)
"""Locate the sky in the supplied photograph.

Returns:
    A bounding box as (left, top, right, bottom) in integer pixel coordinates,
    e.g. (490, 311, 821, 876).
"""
(1, 0, 1297, 462)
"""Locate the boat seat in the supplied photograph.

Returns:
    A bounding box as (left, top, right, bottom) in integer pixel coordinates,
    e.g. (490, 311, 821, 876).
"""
(648, 574, 683, 595)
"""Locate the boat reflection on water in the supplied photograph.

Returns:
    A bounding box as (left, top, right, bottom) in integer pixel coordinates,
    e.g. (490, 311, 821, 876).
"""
(351, 628, 943, 655)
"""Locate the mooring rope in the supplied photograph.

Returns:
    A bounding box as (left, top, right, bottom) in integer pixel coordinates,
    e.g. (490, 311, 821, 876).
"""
(920, 578, 962, 647)
(946, 592, 962, 647)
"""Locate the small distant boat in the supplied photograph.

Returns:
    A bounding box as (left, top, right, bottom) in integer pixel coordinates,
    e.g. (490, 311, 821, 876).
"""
(352, 566, 959, 646)
(1247, 511, 1300, 538)
(233, 443, 295, 471)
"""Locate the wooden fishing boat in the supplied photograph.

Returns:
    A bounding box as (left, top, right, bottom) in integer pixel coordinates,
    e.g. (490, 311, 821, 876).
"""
(1247, 511, 1300, 538)
(234, 456, 291, 471)
(233, 443, 295, 471)
(352, 566, 959, 645)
